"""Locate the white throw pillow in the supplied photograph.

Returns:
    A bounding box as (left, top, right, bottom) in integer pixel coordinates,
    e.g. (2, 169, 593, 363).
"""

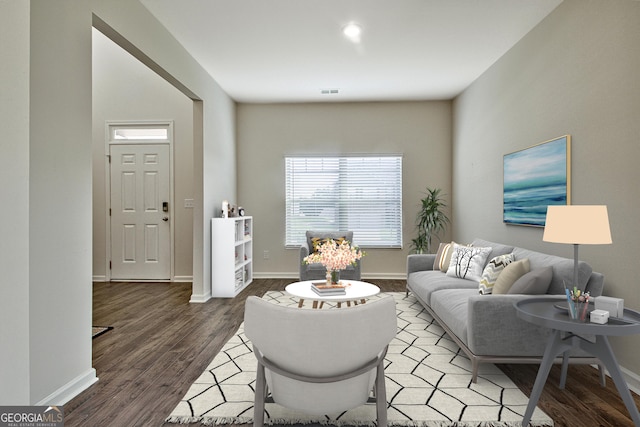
(446, 243, 493, 282)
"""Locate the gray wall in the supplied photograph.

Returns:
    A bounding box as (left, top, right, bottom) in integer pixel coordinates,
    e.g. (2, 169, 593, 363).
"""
(453, 0, 640, 374)
(1, 0, 40, 403)
(92, 0, 237, 302)
(0, 0, 95, 404)
(92, 28, 194, 281)
(237, 101, 452, 278)
(0, 0, 235, 404)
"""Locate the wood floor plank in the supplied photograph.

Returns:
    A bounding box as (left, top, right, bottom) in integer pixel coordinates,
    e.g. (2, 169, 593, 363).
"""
(63, 279, 640, 427)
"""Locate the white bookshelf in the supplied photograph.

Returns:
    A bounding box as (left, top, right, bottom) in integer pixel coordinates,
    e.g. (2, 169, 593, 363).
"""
(211, 216, 253, 297)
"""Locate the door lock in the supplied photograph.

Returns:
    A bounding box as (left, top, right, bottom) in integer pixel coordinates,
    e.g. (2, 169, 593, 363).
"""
(162, 201, 169, 212)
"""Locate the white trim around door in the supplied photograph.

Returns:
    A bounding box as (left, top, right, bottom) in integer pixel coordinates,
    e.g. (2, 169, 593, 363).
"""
(105, 121, 175, 281)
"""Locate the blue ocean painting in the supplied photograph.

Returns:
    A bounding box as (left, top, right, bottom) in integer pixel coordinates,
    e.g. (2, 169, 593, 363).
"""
(503, 136, 569, 226)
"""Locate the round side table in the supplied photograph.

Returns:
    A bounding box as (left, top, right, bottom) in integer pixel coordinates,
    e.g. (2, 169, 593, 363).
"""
(515, 296, 640, 426)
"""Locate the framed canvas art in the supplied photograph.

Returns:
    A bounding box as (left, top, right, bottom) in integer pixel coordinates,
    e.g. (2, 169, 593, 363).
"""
(503, 135, 571, 227)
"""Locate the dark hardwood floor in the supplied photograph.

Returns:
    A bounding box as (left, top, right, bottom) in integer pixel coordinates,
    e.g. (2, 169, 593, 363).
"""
(64, 279, 640, 426)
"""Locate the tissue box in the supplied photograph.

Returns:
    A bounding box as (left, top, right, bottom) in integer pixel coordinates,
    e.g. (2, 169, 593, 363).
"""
(590, 309, 610, 324)
(594, 296, 624, 318)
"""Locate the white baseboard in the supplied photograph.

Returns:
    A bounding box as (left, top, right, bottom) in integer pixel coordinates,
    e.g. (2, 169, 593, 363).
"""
(93, 275, 193, 283)
(253, 272, 407, 280)
(619, 365, 640, 395)
(190, 292, 211, 303)
(362, 272, 406, 280)
(590, 364, 640, 395)
(97, 273, 405, 282)
(253, 272, 298, 279)
(36, 368, 98, 406)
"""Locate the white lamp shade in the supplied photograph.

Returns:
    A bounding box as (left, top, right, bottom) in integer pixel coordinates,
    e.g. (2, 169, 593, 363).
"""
(543, 205, 612, 245)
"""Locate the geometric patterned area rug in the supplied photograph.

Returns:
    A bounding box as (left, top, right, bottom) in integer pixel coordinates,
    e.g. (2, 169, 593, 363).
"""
(166, 291, 553, 426)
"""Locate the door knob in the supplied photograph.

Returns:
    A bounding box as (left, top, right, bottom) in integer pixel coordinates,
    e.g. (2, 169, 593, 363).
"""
(162, 217, 169, 222)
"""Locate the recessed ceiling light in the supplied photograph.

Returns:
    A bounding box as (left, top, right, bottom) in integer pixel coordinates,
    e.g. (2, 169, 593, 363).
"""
(342, 22, 362, 43)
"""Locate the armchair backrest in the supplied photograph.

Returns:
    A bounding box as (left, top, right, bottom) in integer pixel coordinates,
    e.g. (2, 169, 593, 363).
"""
(244, 295, 396, 415)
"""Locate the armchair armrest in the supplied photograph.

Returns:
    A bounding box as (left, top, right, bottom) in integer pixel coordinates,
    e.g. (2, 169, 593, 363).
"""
(299, 241, 310, 266)
(407, 254, 435, 276)
(351, 258, 362, 279)
(299, 242, 316, 281)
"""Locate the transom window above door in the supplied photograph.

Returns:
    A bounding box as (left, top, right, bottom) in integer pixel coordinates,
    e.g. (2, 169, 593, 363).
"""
(109, 124, 170, 142)
(285, 155, 403, 249)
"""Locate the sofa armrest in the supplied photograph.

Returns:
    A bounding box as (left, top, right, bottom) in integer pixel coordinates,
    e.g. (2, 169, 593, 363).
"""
(585, 272, 604, 297)
(466, 294, 554, 357)
(407, 254, 435, 276)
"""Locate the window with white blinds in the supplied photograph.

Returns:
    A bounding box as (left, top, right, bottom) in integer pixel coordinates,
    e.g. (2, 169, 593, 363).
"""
(285, 155, 403, 248)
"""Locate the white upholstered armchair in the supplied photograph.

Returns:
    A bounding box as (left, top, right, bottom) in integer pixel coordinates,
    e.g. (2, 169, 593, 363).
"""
(243, 295, 397, 427)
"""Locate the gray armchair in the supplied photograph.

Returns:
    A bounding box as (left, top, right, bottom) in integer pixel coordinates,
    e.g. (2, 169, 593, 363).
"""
(244, 295, 397, 427)
(299, 230, 361, 281)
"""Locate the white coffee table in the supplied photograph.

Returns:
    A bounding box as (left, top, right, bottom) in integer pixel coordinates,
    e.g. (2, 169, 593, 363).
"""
(285, 280, 380, 309)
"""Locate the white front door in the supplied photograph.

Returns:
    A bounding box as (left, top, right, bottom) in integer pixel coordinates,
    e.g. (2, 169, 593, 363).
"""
(110, 144, 171, 280)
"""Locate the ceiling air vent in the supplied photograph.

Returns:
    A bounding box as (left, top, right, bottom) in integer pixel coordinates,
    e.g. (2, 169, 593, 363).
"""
(320, 88, 340, 95)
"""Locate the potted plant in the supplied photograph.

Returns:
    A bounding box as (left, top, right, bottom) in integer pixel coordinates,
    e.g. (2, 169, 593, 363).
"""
(411, 188, 450, 254)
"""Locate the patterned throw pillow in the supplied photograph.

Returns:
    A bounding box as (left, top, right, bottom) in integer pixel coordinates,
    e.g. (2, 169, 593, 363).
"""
(445, 243, 493, 282)
(433, 242, 454, 271)
(479, 253, 515, 294)
(310, 237, 345, 253)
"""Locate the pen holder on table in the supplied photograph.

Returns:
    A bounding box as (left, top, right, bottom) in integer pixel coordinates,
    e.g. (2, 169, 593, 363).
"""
(571, 300, 590, 322)
(565, 282, 590, 322)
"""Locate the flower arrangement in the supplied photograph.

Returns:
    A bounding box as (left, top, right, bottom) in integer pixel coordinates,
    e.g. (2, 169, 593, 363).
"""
(303, 239, 364, 272)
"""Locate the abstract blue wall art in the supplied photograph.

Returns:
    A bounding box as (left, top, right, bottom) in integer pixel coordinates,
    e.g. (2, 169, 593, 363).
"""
(503, 135, 571, 226)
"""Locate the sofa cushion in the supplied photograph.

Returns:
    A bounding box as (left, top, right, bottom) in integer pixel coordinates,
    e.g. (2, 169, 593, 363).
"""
(446, 243, 492, 282)
(493, 258, 530, 294)
(479, 253, 515, 295)
(511, 247, 592, 295)
(429, 289, 473, 346)
(508, 267, 553, 295)
(407, 270, 476, 306)
(471, 239, 515, 266)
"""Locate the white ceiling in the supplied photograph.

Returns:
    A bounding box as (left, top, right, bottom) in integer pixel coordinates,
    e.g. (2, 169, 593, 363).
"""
(140, 0, 563, 103)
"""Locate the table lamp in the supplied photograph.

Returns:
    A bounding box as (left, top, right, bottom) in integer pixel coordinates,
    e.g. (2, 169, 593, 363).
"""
(543, 205, 612, 288)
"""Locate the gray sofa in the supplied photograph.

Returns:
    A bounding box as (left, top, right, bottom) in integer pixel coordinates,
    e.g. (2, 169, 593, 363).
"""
(406, 238, 604, 382)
